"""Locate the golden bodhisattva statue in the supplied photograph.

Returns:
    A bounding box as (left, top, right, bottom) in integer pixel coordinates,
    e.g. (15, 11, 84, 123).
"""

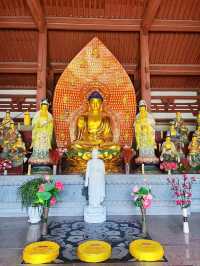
(1, 110, 14, 130)
(67, 91, 121, 172)
(29, 99, 53, 165)
(188, 135, 200, 168)
(160, 135, 179, 164)
(134, 100, 158, 164)
(169, 112, 189, 158)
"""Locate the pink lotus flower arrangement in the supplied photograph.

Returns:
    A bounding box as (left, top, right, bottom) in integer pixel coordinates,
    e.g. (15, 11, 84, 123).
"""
(131, 185, 153, 209)
(131, 185, 153, 236)
(34, 175, 64, 208)
(167, 174, 196, 209)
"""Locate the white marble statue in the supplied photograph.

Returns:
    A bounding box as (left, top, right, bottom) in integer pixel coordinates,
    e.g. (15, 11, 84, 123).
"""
(84, 149, 106, 223)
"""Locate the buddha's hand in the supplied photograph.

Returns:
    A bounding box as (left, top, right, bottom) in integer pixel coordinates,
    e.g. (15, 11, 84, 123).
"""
(77, 117, 85, 129)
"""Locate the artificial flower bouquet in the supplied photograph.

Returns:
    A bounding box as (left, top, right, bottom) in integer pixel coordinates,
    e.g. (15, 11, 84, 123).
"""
(34, 175, 64, 235)
(167, 174, 196, 233)
(131, 185, 153, 236)
(35, 175, 64, 207)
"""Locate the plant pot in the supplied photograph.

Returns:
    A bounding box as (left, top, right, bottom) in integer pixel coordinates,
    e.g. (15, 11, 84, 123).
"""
(27, 206, 42, 224)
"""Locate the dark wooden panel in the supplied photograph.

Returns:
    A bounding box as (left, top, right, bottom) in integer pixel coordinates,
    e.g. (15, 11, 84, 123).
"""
(48, 30, 139, 64)
(149, 32, 200, 64)
(0, 30, 38, 62)
(0, 73, 37, 87)
(0, 0, 31, 16)
(42, 0, 147, 18)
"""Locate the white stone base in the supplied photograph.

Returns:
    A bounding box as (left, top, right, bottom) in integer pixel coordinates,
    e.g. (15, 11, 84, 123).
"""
(84, 205, 106, 223)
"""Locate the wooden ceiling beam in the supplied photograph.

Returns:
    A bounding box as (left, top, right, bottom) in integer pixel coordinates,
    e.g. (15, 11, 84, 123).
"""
(150, 64, 200, 76)
(142, 0, 162, 33)
(0, 62, 37, 73)
(0, 17, 200, 32)
(25, 0, 46, 32)
(151, 20, 200, 32)
(1, 62, 200, 76)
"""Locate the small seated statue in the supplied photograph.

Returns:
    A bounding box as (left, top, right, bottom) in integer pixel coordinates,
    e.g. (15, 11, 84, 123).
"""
(0, 119, 25, 167)
(135, 100, 158, 164)
(188, 135, 200, 168)
(160, 134, 179, 164)
(174, 112, 189, 145)
(29, 99, 53, 165)
(10, 134, 26, 167)
(67, 91, 121, 172)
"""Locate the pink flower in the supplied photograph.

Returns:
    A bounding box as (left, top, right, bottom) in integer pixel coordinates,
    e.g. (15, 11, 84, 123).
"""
(38, 184, 45, 192)
(50, 197, 56, 206)
(44, 175, 50, 182)
(133, 186, 139, 193)
(143, 199, 151, 209)
(176, 200, 181, 205)
(144, 194, 153, 200)
(55, 181, 64, 191)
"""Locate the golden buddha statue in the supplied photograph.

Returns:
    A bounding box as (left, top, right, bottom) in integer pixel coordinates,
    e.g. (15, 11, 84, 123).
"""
(134, 100, 158, 164)
(160, 135, 179, 163)
(67, 91, 121, 172)
(188, 135, 200, 168)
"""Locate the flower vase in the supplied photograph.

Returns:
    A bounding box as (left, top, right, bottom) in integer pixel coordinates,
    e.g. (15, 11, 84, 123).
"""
(125, 163, 130, 174)
(141, 207, 147, 237)
(182, 207, 189, 234)
(42, 207, 49, 236)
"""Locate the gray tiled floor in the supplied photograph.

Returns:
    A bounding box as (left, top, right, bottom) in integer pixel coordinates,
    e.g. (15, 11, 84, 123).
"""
(0, 215, 200, 266)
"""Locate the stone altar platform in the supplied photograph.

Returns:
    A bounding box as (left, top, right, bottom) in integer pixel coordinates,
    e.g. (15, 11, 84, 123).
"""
(0, 174, 199, 217)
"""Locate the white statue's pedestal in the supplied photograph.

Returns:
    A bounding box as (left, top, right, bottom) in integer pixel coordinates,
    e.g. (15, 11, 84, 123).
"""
(84, 206, 106, 223)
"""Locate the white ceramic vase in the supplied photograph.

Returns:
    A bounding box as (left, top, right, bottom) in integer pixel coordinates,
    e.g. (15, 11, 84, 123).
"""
(28, 206, 42, 224)
(182, 207, 189, 234)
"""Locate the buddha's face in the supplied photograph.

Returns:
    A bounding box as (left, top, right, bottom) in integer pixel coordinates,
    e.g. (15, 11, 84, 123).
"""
(89, 98, 102, 112)
(166, 136, 171, 143)
(40, 104, 48, 115)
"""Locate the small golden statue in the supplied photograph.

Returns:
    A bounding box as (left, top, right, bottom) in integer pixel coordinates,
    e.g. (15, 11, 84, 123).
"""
(169, 112, 189, 158)
(188, 134, 200, 168)
(160, 134, 179, 163)
(24, 110, 31, 127)
(66, 91, 121, 172)
(194, 125, 200, 144)
(197, 112, 200, 127)
(135, 100, 158, 165)
(29, 99, 53, 165)
(1, 110, 14, 130)
(0, 118, 25, 167)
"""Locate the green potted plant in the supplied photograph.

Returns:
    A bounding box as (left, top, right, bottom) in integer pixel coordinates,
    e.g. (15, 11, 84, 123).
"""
(18, 177, 44, 223)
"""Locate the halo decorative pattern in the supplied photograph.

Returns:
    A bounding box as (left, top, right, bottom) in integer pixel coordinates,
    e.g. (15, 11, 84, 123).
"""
(53, 37, 136, 147)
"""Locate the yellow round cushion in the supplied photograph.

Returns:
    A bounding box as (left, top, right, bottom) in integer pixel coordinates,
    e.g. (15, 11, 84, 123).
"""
(129, 239, 164, 261)
(77, 240, 111, 263)
(23, 241, 60, 264)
